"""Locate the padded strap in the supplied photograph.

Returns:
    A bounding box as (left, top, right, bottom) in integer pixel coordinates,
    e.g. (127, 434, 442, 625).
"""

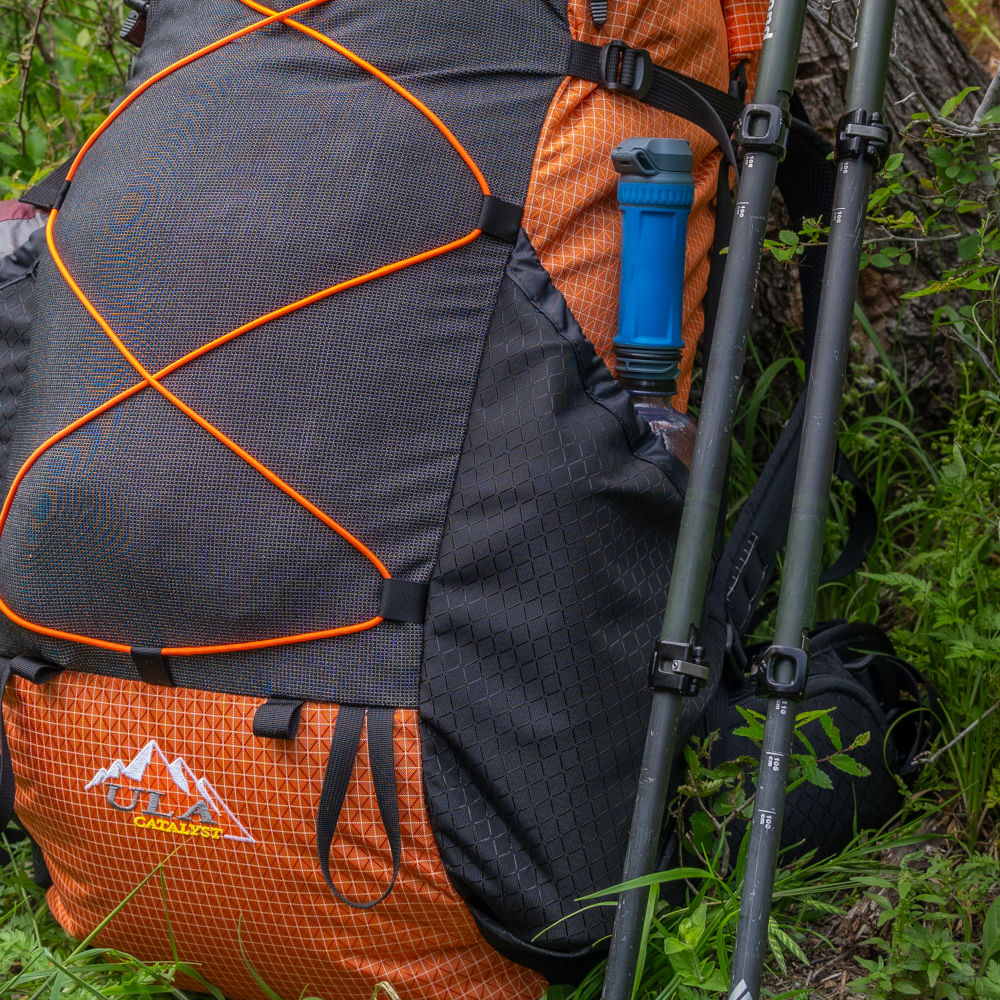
(317, 705, 401, 909)
(809, 620, 940, 777)
(567, 40, 740, 177)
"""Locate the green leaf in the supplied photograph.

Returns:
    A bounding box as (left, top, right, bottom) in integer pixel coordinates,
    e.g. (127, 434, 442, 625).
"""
(980, 106, 1000, 125)
(940, 86, 978, 118)
(778, 229, 800, 246)
(870, 252, 894, 268)
(819, 711, 843, 751)
(882, 151, 904, 173)
(983, 897, 1000, 964)
(829, 753, 871, 777)
(804, 764, 834, 790)
(957, 233, 981, 261)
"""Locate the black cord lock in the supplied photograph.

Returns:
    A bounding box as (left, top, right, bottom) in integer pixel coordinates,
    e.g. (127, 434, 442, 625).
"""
(650, 640, 709, 696)
(751, 643, 809, 699)
(736, 103, 789, 160)
(835, 109, 892, 168)
(598, 40, 654, 101)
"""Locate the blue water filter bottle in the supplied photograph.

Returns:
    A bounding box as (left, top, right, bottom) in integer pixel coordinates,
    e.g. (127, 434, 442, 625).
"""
(612, 137, 697, 465)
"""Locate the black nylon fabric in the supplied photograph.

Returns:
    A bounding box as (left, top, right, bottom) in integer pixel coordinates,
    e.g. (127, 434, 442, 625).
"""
(0, 0, 568, 705)
(420, 234, 725, 977)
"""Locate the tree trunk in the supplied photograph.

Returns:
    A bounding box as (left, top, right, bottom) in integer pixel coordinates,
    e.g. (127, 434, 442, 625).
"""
(747, 0, 992, 428)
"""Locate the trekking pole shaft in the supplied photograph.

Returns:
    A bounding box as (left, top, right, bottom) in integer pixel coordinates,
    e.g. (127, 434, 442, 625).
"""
(728, 0, 897, 996)
(601, 2, 808, 997)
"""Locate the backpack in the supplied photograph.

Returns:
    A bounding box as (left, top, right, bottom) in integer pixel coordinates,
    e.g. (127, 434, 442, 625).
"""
(0, 1, 934, 997)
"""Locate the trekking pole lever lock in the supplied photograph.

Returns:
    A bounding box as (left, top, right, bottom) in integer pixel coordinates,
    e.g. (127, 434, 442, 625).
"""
(650, 640, 708, 696)
(835, 110, 891, 167)
(751, 644, 809, 698)
(736, 103, 789, 160)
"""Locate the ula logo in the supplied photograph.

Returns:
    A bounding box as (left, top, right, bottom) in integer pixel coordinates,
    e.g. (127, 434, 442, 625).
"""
(86, 740, 254, 843)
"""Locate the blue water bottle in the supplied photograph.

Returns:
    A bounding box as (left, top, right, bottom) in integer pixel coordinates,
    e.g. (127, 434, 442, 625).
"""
(612, 137, 697, 465)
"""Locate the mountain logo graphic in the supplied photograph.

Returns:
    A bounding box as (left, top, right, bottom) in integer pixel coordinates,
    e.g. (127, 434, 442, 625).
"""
(86, 739, 254, 843)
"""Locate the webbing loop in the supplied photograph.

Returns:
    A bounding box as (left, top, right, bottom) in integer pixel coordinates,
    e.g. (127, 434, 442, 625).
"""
(317, 705, 401, 908)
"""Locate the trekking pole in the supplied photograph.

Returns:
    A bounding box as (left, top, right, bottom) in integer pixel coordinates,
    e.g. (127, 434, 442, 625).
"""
(728, 0, 895, 997)
(601, 2, 811, 997)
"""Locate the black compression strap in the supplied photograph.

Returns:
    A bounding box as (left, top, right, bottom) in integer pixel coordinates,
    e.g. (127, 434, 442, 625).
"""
(0, 660, 14, 836)
(131, 647, 173, 686)
(378, 579, 429, 623)
(478, 196, 523, 243)
(253, 697, 305, 740)
(317, 705, 401, 909)
(20, 157, 73, 210)
(567, 40, 742, 176)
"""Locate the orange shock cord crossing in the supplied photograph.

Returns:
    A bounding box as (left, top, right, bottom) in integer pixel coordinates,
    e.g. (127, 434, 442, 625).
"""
(0, 0, 492, 657)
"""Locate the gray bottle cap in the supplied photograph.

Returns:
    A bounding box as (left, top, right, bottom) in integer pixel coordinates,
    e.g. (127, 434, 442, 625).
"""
(611, 137, 693, 182)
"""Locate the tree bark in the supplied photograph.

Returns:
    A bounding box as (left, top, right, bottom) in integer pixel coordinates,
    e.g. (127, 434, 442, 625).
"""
(747, 0, 992, 428)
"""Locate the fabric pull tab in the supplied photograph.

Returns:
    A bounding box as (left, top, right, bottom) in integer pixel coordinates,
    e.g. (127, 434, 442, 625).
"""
(317, 705, 401, 910)
(1, 660, 14, 834)
(590, 0, 608, 26)
(253, 698, 305, 740)
(378, 579, 429, 623)
(478, 196, 523, 243)
(131, 647, 173, 687)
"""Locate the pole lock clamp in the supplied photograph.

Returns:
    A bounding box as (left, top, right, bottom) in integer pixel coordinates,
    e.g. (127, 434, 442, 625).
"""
(597, 40, 654, 101)
(750, 643, 809, 699)
(650, 640, 709, 696)
(835, 110, 892, 168)
(735, 103, 789, 160)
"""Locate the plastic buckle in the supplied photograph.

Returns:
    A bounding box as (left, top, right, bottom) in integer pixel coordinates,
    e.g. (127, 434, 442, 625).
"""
(751, 644, 809, 699)
(835, 110, 892, 168)
(598, 40, 654, 101)
(120, 0, 149, 46)
(650, 640, 709, 696)
(736, 103, 789, 159)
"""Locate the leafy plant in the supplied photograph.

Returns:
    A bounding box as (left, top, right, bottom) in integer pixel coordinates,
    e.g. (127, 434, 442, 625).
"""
(1, 1, 128, 199)
(850, 852, 1000, 999)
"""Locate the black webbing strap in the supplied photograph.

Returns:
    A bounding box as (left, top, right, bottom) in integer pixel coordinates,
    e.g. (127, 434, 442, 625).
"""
(567, 40, 741, 177)
(19, 157, 73, 211)
(378, 579, 429, 623)
(10, 656, 64, 685)
(317, 705, 400, 909)
(131, 647, 173, 686)
(478, 196, 523, 244)
(253, 697, 305, 740)
(0, 660, 13, 835)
